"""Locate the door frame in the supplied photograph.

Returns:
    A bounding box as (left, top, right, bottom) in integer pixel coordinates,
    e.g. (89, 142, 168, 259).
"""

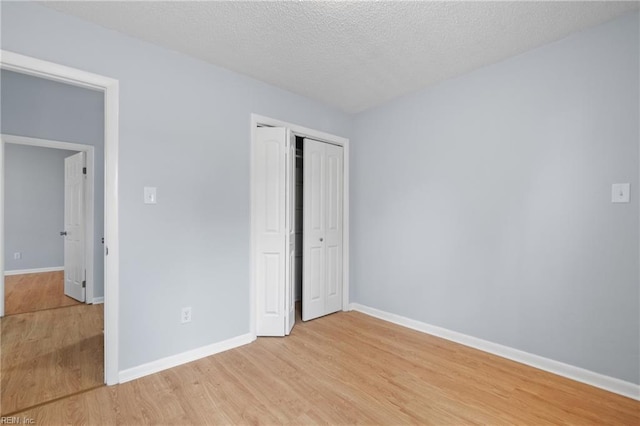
(1, 135, 96, 302)
(250, 114, 350, 336)
(0, 50, 120, 385)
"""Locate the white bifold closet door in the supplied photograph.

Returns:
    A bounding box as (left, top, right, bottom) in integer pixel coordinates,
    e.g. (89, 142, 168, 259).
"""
(303, 138, 343, 321)
(255, 127, 296, 336)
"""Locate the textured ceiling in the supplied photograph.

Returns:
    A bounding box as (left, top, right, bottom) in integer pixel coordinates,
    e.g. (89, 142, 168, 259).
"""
(43, 1, 639, 113)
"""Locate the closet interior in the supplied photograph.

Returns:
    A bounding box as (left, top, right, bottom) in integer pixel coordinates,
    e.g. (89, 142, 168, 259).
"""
(294, 137, 304, 312)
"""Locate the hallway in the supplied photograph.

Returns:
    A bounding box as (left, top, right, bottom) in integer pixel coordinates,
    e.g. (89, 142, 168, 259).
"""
(0, 303, 103, 415)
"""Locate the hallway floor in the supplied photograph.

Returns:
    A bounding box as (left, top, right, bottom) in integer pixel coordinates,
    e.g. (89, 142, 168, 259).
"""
(4, 271, 81, 316)
(1, 303, 104, 415)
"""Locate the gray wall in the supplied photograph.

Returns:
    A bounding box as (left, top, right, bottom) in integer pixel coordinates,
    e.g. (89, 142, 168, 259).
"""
(1, 2, 352, 371)
(351, 12, 639, 384)
(4, 1, 636, 386)
(4, 144, 77, 271)
(1, 69, 105, 297)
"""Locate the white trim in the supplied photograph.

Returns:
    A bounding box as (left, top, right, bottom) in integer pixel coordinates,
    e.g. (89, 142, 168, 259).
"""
(85, 144, 96, 303)
(350, 303, 640, 401)
(253, 115, 349, 147)
(1, 50, 120, 385)
(92, 297, 104, 304)
(2, 135, 96, 304)
(342, 138, 350, 310)
(119, 333, 255, 384)
(1, 134, 94, 151)
(1, 51, 114, 91)
(250, 114, 350, 337)
(0, 140, 4, 318)
(5, 266, 64, 276)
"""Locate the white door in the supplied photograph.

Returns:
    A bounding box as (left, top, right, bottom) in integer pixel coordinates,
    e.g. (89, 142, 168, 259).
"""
(303, 138, 343, 321)
(64, 152, 86, 302)
(285, 134, 296, 335)
(255, 127, 295, 336)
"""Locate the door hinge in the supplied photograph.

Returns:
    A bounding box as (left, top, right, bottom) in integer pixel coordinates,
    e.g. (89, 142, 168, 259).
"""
(82, 280, 86, 288)
(83, 167, 87, 175)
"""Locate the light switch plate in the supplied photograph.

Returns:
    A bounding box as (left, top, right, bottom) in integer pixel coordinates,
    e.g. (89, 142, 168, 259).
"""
(611, 183, 630, 203)
(144, 187, 157, 204)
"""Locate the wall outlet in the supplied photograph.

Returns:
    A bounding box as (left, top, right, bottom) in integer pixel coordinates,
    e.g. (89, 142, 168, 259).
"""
(144, 187, 157, 204)
(13, 252, 21, 260)
(611, 183, 630, 203)
(181, 307, 192, 324)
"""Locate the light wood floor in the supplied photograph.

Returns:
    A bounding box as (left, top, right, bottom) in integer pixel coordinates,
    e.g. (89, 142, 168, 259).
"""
(0, 303, 104, 415)
(8, 309, 639, 425)
(4, 271, 81, 316)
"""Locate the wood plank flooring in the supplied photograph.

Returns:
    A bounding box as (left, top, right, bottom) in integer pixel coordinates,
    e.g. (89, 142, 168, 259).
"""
(4, 271, 81, 316)
(1, 304, 104, 415)
(8, 310, 639, 425)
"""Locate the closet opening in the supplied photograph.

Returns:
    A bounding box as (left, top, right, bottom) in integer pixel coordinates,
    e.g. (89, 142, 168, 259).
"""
(251, 114, 349, 338)
(294, 136, 304, 321)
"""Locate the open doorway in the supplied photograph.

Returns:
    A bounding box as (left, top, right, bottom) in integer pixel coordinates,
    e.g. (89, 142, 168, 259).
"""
(251, 114, 350, 337)
(3, 139, 97, 315)
(0, 72, 105, 416)
(1, 140, 103, 417)
(0, 49, 120, 387)
(294, 136, 303, 311)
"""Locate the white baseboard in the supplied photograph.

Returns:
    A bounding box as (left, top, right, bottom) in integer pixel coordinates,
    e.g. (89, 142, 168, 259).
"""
(92, 297, 104, 304)
(350, 303, 639, 401)
(118, 332, 256, 384)
(4, 266, 64, 276)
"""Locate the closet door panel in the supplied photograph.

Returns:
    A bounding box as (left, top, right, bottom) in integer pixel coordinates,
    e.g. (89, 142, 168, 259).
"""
(303, 139, 343, 321)
(303, 138, 326, 321)
(255, 127, 288, 336)
(285, 131, 296, 335)
(324, 143, 343, 314)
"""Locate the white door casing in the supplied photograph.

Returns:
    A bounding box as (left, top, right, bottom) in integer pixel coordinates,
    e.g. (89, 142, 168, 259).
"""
(303, 138, 343, 321)
(255, 127, 296, 336)
(64, 151, 86, 302)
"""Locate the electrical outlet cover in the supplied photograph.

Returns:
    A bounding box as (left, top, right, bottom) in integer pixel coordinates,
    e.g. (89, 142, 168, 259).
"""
(181, 307, 192, 323)
(612, 183, 630, 203)
(144, 186, 157, 204)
